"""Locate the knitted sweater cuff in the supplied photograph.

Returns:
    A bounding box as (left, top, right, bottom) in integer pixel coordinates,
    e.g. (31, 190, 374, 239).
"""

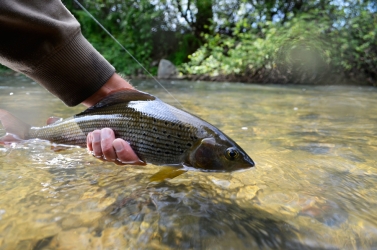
(29, 32, 115, 107)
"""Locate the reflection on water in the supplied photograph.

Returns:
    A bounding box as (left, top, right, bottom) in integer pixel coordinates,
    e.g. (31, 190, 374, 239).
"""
(1, 74, 377, 249)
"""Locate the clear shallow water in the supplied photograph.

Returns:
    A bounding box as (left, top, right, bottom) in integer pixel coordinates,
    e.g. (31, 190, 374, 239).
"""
(0, 75, 377, 249)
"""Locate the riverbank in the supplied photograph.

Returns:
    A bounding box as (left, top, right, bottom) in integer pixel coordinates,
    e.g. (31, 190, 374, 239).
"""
(182, 70, 375, 86)
(1, 69, 374, 87)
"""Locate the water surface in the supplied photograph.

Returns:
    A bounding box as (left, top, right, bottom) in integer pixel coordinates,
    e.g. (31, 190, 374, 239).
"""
(0, 75, 377, 249)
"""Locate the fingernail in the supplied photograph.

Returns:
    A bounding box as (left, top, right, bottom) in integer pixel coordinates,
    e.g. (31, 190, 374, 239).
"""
(113, 140, 124, 152)
(93, 132, 100, 142)
(101, 128, 112, 140)
(91, 151, 102, 158)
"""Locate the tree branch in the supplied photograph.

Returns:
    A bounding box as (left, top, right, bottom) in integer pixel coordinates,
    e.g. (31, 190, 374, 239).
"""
(175, 0, 193, 27)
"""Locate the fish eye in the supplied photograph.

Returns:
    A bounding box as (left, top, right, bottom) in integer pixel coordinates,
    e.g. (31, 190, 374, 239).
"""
(225, 147, 239, 160)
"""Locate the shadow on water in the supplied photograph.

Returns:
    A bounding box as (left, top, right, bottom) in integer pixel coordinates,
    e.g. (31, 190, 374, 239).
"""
(100, 181, 315, 250)
(10, 162, 313, 249)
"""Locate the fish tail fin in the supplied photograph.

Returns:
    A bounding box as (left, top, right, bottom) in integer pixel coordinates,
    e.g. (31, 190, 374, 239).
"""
(0, 133, 24, 145)
(0, 109, 31, 143)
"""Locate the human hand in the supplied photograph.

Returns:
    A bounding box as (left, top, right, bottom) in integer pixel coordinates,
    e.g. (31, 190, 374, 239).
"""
(82, 73, 133, 107)
(83, 73, 144, 165)
(87, 128, 145, 165)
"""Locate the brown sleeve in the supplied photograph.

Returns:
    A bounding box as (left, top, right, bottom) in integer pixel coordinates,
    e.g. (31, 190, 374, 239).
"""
(0, 0, 115, 106)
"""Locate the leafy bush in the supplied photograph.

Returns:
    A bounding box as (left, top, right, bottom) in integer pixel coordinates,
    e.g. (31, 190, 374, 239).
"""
(60, 0, 376, 85)
(330, 9, 377, 81)
(182, 9, 377, 85)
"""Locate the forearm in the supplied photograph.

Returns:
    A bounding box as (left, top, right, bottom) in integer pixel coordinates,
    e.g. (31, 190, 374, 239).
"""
(0, 0, 115, 106)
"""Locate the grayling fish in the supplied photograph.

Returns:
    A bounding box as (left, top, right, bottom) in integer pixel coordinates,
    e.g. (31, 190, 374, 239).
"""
(0, 89, 254, 171)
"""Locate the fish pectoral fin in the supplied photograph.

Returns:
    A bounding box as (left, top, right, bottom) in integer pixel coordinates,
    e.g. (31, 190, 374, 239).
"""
(79, 89, 156, 115)
(149, 166, 187, 182)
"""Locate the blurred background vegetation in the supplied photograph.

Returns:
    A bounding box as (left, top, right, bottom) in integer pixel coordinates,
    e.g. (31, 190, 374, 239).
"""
(2, 0, 376, 85)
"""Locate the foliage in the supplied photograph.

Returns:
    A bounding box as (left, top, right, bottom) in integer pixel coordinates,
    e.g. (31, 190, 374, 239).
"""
(182, 1, 377, 85)
(0, 64, 11, 73)
(60, 0, 376, 84)
(63, 0, 210, 74)
(64, 0, 160, 75)
(330, 8, 377, 80)
(182, 15, 326, 79)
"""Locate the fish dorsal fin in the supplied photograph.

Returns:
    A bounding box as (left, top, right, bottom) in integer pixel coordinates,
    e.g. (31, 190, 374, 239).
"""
(91, 88, 155, 108)
(79, 88, 156, 115)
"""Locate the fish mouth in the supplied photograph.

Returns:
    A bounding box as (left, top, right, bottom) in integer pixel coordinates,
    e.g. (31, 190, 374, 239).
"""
(232, 159, 255, 171)
(243, 161, 255, 169)
(244, 156, 255, 168)
(248, 157, 255, 167)
(239, 150, 255, 168)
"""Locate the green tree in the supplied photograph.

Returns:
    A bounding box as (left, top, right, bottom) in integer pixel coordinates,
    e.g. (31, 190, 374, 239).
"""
(64, 0, 160, 75)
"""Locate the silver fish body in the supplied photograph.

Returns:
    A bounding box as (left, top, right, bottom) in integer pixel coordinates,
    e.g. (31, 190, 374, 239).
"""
(2, 90, 255, 171)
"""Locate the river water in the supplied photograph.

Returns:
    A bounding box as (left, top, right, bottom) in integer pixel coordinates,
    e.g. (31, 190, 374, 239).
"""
(0, 74, 377, 249)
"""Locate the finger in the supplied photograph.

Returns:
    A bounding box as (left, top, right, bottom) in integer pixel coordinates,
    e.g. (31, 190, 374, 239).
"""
(112, 138, 145, 165)
(91, 130, 102, 157)
(100, 128, 117, 161)
(86, 132, 93, 151)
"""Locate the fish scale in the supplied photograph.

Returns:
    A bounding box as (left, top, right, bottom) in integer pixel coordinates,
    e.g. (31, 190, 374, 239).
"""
(74, 103, 204, 164)
(27, 101, 205, 165)
(29, 118, 86, 145)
